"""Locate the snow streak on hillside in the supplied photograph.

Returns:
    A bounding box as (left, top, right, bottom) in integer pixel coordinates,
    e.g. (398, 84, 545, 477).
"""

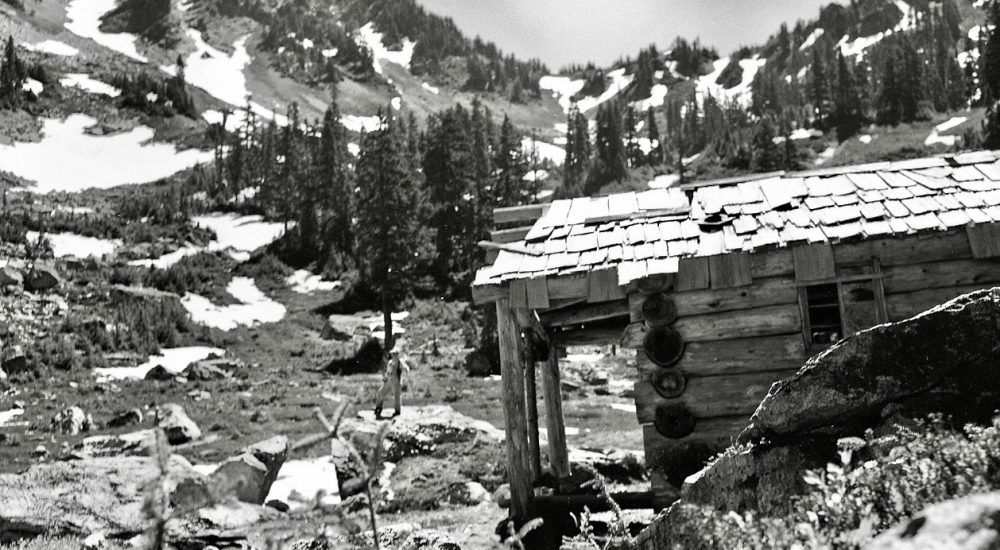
(357, 22, 416, 75)
(65, 0, 147, 62)
(183, 277, 287, 330)
(25, 231, 121, 258)
(22, 40, 79, 56)
(60, 73, 121, 96)
(697, 56, 765, 107)
(836, 0, 916, 58)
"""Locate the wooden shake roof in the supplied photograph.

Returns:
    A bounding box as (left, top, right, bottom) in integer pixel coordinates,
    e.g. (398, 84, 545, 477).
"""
(475, 150, 1000, 291)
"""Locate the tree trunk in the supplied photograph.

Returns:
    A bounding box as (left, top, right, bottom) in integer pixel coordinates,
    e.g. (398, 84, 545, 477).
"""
(382, 290, 394, 351)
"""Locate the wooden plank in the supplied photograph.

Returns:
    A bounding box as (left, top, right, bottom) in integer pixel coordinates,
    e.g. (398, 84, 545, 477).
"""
(793, 243, 836, 282)
(967, 223, 1000, 258)
(525, 277, 550, 309)
(634, 369, 797, 422)
(833, 229, 972, 267)
(495, 300, 535, 518)
(587, 267, 626, 303)
(634, 335, 806, 377)
(879, 258, 1000, 295)
(676, 257, 710, 291)
(509, 279, 529, 309)
(628, 277, 798, 320)
(553, 325, 626, 347)
(491, 226, 533, 244)
(541, 336, 570, 481)
(886, 283, 1000, 321)
(540, 300, 629, 327)
(750, 248, 795, 278)
(548, 273, 589, 300)
(709, 252, 752, 288)
(515, 310, 541, 482)
(494, 204, 549, 225)
(624, 303, 802, 345)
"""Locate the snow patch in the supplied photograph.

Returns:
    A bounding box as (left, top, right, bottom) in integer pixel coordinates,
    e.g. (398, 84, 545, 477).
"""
(539, 75, 585, 113)
(859, 134, 873, 144)
(577, 68, 633, 113)
(60, 73, 121, 96)
(365, 311, 409, 341)
(22, 40, 79, 57)
(65, 0, 148, 62)
(266, 458, 341, 510)
(357, 22, 415, 75)
(522, 138, 565, 166)
(95, 346, 224, 381)
(524, 169, 548, 182)
(129, 213, 288, 268)
(421, 82, 439, 94)
(0, 114, 213, 194)
(925, 116, 967, 147)
(936, 116, 968, 133)
(0, 407, 24, 427)
(26, 231, 120, 258)
(790, 127, 823, 141)
(341, 114, 382, 133)
(648, 173, 680, 189)
(799, 28, 825, 51)
(286, 270, 340, 293)
(633, 83, 668, 111)
(815, 145, 836, 165)
(22, 78, 43, 95)
(321, 48, 338, 58)
(839, 0, 916, 59)
(182, 30, 252, 107)
(183, 277, 286, 331)
(391, 96, 401, 110)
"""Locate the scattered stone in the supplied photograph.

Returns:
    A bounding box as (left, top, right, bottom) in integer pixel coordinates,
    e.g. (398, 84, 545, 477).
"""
(24, 264, 60, 291)
(447, 481, 491, 506)
(1, 345, 28, 374)
(67, 430, 155, 459)
(0, 266, 23, 287)
(51, 406, 94, 435)
(400, 530, 462, 550)
(107, 408, 143, 428)
(869, 492, 1000, 550)
(144, 365, 175, 381)
(182, 360, 230, 381)
(155, 403, 201, 445)
(32, 444, 48, 458)
(187, 389, 211, 401)
(82, 531, 106, 549)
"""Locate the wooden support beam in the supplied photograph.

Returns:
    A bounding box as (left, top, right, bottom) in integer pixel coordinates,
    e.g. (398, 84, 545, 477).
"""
(516, 310, 542, 483)
(541, 338, 570, 482)
(495, 300, 535, 518)
(539, 299, 629, 327)
(491, 226, 533, 244)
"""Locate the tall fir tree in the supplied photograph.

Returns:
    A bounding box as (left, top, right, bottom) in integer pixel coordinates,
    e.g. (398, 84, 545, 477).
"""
(832, 53, 863, 141)
(354, 110, 426, 351)
(586, 100, 627, 195)
(316, 93, 355, 267)
(750, 118, 783, 173)
(983, 0, 1000, 104)
(810, 49, 831, 129)
(646, 108, 663, 165)
(562, 103, 590, 197)
(624, 105, 643, 167)
(494, 115, 528, 207)
(0, 36, 26, 108)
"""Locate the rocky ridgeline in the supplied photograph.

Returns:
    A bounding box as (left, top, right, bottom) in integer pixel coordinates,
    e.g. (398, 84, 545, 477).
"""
(637, 287, 1000, 549)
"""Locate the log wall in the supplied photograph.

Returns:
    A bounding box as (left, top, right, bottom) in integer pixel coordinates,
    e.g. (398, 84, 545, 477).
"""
(630, 229, 1000, 494)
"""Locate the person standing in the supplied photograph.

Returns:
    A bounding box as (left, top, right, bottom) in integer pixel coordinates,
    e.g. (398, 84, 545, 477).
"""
(374, 348, 409, 419)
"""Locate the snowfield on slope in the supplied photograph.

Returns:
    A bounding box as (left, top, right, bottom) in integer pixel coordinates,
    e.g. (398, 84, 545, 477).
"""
(65, 0, 147, 62)
(357, 22, 416, 75)
(60, 73, 121, 96)
(25, 231, 121, 258)
(22, 40, 79, 56)
(837, 0, 916, 58)
(182, 277, 286, 331)
(286, 270, 340, 293)
(128, 213, 288, 268)
(0, 114, 214, 194)
(95, 346, 225, 381)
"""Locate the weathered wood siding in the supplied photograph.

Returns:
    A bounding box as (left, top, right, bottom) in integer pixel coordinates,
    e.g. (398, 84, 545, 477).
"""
(631, 229, 1000, 494)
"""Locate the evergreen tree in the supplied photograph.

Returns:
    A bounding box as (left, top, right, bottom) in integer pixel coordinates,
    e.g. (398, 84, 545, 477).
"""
(494, 115, 528, 207)
(750, 118, 783, 173)
(354, 111, 425, 351)
(0, 36, 26, 108)
(316, 94, 355, 266)
(624, 105, 643, 167)
(586, 100, 627, 195)
(810, 49, 831, 128)
(832, 53, 863, 141)
(646, 108, 663, 165)
(876, 53, 902, 126)
(562, 104, 590, 196)
(983, 0, 1000, 104)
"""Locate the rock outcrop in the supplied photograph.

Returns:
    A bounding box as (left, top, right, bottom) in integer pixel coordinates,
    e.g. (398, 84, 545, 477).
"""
(637, 288, 1000, 548)
(51, 406, 94, 435)
(209, 436, 289, 504)
(868, 492, 1000, 550)
(155, 403, 201, 445)
(24, 265, 60, 292)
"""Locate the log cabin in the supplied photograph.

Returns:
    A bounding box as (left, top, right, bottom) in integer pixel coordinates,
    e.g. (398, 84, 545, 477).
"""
(471, 150, 1000, 520)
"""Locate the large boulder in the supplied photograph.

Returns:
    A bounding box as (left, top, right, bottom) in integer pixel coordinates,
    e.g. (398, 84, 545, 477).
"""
(65, 430, 155, 459)
(209, 436, 288, 504)
(24, 265, 60, 292)
(0, 455, 206, 539)
(868, 492, 1000, 550)
(1, 345, 27, 375)
(154, 403, 201, 445)
(321, 314, 370, 341)
(660, 288, 1000, 519)
(51, 406, 94, 435)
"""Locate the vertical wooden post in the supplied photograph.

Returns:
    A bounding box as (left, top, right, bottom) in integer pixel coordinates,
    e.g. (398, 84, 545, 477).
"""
(496, 300, 535, 518)
(540, 336, 570, 483)
(517, 311, 542, 482)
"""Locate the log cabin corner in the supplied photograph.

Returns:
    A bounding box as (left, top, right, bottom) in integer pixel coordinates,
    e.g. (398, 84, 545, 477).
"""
(471, 150, 1000, 520)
